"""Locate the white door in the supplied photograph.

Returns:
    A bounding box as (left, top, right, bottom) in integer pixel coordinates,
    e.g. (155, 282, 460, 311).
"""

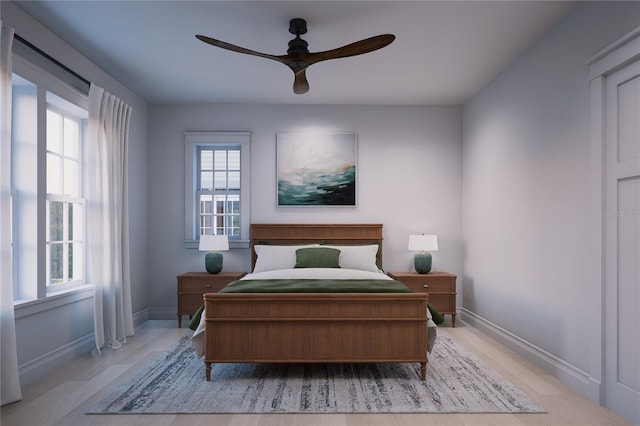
(604, 59, 640, 424)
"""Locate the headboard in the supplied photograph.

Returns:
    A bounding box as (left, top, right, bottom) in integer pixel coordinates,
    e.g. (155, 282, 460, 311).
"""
(250, 224, 383, 270)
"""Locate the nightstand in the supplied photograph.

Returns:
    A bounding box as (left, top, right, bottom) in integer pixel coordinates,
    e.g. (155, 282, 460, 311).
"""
(176, 271, 246, 327)
(388, 271, 458, 327)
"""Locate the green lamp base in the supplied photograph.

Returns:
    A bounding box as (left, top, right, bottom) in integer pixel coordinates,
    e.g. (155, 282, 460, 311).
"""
(414, 252, 432, 274)
(205, 252, 223, 274)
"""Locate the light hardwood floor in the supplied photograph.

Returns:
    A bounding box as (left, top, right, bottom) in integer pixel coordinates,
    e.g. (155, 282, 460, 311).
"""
(1, 319, 632, 426)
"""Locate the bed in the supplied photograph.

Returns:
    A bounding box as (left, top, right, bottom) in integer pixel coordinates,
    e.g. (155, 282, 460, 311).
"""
(195, 224, 434, 381)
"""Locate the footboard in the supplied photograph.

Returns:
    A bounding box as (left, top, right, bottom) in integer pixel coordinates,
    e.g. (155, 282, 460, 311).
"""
(203, 292, 429, 380)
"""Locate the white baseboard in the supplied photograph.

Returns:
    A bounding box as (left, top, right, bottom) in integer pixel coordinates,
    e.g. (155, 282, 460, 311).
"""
(461, 308, 602, 403)
(19, 309, 155, 386)
(18, 333, 95, 386)
(132, 308, 149, 326)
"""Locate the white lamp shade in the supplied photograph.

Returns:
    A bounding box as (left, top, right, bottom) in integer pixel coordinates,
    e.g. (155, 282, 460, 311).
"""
(199, 234, 229, 252)
(408, 234, 438, 252)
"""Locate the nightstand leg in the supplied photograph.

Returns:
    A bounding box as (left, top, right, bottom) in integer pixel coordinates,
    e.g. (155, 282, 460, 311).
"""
(451, 313, 456, 328)
(177, 315, 182, 328)
(420, 362, 427, 380)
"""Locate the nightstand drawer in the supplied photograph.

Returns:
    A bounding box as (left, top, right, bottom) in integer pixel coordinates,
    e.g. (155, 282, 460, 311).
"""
(401, 279, 452, 293)
(181, 281, 227, 293)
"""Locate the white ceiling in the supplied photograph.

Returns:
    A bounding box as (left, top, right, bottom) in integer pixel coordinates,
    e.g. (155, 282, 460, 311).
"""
(13, 1, 577, 105)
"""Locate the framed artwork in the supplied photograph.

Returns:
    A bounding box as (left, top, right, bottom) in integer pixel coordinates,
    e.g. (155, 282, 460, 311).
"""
(276, 132, 357, 206)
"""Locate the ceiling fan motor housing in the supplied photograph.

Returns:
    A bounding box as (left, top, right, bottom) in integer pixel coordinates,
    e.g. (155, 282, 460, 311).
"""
(289, 18, 308, 35)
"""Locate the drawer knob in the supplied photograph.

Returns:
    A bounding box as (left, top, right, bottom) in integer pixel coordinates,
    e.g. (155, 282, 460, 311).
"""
(422, 284, 429, 288)
(205, 284, 212, 288)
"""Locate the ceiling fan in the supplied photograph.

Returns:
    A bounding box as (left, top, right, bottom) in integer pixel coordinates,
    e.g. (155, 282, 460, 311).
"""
(196, 18, 395, 95)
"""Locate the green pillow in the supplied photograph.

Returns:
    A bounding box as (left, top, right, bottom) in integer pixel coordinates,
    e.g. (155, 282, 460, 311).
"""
(295, 247, 341, 268)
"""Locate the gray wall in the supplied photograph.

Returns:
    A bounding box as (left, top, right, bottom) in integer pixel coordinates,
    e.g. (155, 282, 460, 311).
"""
(147, 104, 463, 319)
(3, 2, 149, 384)
(462, 1, 640, 401)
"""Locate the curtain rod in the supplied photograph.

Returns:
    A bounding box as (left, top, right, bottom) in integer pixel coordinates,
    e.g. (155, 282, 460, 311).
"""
(14, 33, 91, 86)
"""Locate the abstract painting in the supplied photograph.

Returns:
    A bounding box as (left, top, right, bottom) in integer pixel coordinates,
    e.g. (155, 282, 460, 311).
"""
(277, 132, 357, 206)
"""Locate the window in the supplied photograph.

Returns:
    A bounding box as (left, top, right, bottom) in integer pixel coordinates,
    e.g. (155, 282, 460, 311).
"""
(197, 147, 241, 237)
(46, 107, 84, 288)
(12, 54, 89, 301)
(184, 132, 251, 248)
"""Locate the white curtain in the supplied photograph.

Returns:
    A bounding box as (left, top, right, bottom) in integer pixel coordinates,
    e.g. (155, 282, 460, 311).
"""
(0, 20, 23, 406)
(87, 84, 134, 355)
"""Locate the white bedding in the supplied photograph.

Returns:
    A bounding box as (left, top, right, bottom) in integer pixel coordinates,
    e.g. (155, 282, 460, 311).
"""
(239, 267, 394, 281)
(192, 268, 437, 357)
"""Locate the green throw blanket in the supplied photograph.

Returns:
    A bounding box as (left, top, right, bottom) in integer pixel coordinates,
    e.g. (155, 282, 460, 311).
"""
(188, 305, 204, 330)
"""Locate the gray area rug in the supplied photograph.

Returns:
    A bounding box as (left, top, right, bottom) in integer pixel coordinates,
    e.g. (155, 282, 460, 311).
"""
(88, 330, 545, 414)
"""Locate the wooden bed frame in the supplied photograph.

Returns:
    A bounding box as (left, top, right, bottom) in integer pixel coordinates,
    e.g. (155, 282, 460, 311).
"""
(203, 224, 429, 380)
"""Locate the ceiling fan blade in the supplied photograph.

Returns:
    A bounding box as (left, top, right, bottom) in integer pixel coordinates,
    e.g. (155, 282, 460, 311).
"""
(293, 69, 310, 94)
(196, 35, 287, 65)
(306, 34, 395, 65)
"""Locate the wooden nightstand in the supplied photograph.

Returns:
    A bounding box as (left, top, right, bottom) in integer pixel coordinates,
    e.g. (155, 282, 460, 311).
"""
(176, 272, 246, 327)
(388, 271, 458, 327)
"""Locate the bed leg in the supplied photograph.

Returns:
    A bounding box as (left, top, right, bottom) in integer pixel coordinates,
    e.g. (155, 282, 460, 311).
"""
(420, 362, 427, 380)
(205, 362, 212, 381)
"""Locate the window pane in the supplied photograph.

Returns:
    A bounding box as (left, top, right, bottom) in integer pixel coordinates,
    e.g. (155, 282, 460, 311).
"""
(214, 171, 226, 190)
(63, 117, 79, 158)
(47, 153, 62, 194)
(49, 243, 63, 284)
(228, 171, 240, 190)
(67, 243, 73, 280)
(199, 195, 212, 214)
(200, 214, 212, 236)
(68, 203, 74, 240)
(231, 200, 240, 214)
(216, 199, 224, 214)
(200, 171, 213, 190)
(49, 201, 63, 241)
(72, 242, 83, 279)
(201, 214, 212, 228)
(200, 150, 213, 171)
(64, 158, 79, 196)
(214, 150, 227, 170)
(71, 202, 83, 240)
(228, 150, 240, 170)
(47, 110, 62, 153)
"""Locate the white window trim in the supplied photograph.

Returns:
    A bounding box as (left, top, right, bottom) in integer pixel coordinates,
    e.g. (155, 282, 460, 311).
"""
(13, 54, 88, 111)
(184, 131, 251, 249)
(11, 52, 89, 307)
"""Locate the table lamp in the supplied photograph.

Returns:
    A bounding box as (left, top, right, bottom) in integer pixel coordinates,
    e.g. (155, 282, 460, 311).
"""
(408, 234, 438, 274)
(199, 234, 229, 274)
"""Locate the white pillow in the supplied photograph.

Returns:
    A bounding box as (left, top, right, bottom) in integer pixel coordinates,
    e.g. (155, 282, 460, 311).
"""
(253, 244, 319, 273)
(321, 244, 381, 272)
